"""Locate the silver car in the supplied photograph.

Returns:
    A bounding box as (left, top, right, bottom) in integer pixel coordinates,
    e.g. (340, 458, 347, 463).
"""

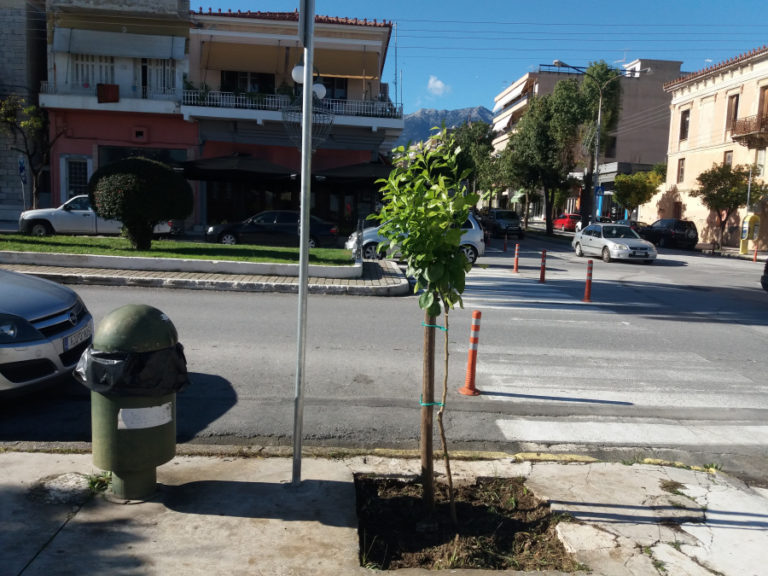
(0, 269, 94, 395)
(346, 213, 485, 264)
(572, 224, 657, 263)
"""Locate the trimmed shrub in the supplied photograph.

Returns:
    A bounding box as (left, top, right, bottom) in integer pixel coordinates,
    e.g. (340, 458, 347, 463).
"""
(88, 157, 192, 250)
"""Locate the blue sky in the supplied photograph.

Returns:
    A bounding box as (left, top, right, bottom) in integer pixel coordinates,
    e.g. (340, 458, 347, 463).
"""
(201, 1, 768, 114)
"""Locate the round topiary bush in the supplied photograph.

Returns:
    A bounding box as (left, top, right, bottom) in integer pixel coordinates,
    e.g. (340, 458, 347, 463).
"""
(88, 157, 193, 250)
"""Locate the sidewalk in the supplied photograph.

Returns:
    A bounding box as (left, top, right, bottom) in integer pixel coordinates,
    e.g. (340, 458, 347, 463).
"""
(2, 448, 767, 575)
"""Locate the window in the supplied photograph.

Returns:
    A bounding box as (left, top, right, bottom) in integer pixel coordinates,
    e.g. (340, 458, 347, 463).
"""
(135, 59, 176, 97)
(321, 77, 348, 100)
(63, 157, 90, 198)
(220, 71, 275, 93)
(679, 109, 690, 141)
(71, 54, 114, 87)
(724, 150, 733, 166)
(677, 158, 685, 183)
(726, 94, 739, 129)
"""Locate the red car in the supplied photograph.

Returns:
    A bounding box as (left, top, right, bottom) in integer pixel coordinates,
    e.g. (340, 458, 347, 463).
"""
(552, 213, 581, 231)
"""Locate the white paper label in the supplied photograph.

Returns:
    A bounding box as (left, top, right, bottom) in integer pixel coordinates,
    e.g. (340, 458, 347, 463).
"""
(117, 402, 173, 430)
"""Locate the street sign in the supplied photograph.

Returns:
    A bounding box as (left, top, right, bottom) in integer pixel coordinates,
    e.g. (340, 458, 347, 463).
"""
(595, 186, 604, 196)
(19, 158, 27, 184)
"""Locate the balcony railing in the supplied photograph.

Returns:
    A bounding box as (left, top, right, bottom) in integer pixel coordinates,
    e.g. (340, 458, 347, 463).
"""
(39, 82, 403, 120)
(181, 90, 403, 119)
(731, 114, 768, 148)
(40, 81, 179, 101)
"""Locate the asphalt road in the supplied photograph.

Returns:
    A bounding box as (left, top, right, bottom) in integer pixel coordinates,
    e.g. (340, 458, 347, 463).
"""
(2, 234, 767, 484)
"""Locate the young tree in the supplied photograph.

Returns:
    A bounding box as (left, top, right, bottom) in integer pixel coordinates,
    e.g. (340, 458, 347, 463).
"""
(88, 157, 193, 250)
(0, 95, 62, 209)
(375, 127, 483, 517)
(692, 163, 768, 246)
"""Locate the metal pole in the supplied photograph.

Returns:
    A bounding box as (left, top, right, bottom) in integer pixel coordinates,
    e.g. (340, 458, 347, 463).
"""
(292, 0, 315, 486)
(593, 90, 603, 224)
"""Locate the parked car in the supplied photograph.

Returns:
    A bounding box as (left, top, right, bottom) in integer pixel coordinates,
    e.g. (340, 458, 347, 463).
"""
(638, 218, 699, 249)
(761, 259, 768, 292)
(553, 213, 581, 232)
(0, 269, 94, 396)
(18, 195, 172, 237)
(206, 210, 338, 248)
(572, 223, 657, 263)
(484, 209, 524, 239)
(615, 219, 649, 232)
(345, 213, 485, 265)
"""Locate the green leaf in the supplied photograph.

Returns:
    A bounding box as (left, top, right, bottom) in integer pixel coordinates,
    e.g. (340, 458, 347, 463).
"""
(425, 262, 444, 282)
(419, 290, 435, 310)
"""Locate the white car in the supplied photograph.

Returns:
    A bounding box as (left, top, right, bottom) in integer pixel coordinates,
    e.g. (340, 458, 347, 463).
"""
(345, 213, 485, 264)
(0, 269, 94, 395)
(18, 195, 172, 237)
(572, 223, 657, 263)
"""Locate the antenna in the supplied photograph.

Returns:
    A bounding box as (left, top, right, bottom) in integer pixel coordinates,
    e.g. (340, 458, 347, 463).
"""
(393, 22, 399, 107)
(614, 52, 627, 65)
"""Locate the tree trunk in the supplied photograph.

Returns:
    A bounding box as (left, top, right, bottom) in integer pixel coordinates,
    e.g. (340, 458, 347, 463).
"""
(421, 311, 435, 511)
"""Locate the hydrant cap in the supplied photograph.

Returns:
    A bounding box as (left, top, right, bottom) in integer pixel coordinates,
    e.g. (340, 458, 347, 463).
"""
(93, 304, 178, 353)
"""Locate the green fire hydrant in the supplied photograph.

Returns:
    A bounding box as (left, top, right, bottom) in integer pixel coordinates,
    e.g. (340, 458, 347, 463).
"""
(75, 304, 189, 500)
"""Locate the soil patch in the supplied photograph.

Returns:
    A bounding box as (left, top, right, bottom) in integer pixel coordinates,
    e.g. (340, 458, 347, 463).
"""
(354, 474, 585, 571)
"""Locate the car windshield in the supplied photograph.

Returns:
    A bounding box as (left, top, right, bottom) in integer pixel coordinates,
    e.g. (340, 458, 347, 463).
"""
(601, 226, 640, 239)
(494, 211, 518, 219)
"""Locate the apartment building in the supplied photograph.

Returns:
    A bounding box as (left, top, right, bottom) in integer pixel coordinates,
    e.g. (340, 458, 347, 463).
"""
(183, 9, 402, 227)
(0, 0, 46, 219)
(491, 59, 681, 218)
(640, 46, 768, 248)
(39, 0, 198, 217)
(35, 2, 402, 231)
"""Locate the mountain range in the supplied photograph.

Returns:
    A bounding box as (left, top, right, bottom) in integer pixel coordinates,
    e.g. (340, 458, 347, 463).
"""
(393, 106, 494, 148)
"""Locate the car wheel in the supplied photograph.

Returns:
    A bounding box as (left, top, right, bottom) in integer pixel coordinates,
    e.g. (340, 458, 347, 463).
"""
(461, 244, 478, 265)
(362, 243, 382, 260)
(574, 243, 583, 257)
(219, 233, 237, 245)
(30, 222, 52, 237)
(308, 236, 318, 249)
(602, 247, 612, 263)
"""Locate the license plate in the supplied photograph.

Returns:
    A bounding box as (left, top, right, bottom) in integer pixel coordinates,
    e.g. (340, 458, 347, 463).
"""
(64, 323, 92, 351)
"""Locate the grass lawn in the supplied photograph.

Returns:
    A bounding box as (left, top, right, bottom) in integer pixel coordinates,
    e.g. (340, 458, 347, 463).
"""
(0, 234, 354, 266)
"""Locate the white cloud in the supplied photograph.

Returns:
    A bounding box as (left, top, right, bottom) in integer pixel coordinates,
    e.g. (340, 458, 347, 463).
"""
(427, 75, 450, 97)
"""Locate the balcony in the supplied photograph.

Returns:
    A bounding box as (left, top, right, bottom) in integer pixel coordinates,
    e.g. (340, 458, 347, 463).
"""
(731, 114, 768, 149)
(39, 81, 180, 115)
(180, 90, 402, 120)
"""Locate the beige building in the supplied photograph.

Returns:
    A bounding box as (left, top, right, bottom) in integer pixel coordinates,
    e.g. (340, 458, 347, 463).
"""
(640, 46, 768, 248)
(491, 59, 681, 217)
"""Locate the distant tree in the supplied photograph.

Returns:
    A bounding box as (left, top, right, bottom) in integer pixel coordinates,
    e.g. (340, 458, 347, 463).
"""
(613, 168, 663, 216)
(692, 163, 768, 246)
(88, 157, 193, 250)
(452, 120, 497, 195)
(504, 78, 585, 233)
(577, 61, 623, 223)
(0, 95, 63, 209)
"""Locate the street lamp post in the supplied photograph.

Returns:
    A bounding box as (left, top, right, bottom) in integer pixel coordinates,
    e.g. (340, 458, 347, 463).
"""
(553, 60, 645, 223)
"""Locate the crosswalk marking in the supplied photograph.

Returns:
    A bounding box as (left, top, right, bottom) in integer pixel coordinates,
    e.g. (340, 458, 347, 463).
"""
(496, 419, 768, 446)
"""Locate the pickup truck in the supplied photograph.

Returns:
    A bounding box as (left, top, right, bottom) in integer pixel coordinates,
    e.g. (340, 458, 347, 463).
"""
(18, 195, 171, 237)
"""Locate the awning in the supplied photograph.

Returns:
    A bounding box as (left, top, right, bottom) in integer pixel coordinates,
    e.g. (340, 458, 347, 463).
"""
(53, 28, 185, 59)
(315, 162, 393, 182)
(181, 154, 293, 181)
(492, 79, 530, 113)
